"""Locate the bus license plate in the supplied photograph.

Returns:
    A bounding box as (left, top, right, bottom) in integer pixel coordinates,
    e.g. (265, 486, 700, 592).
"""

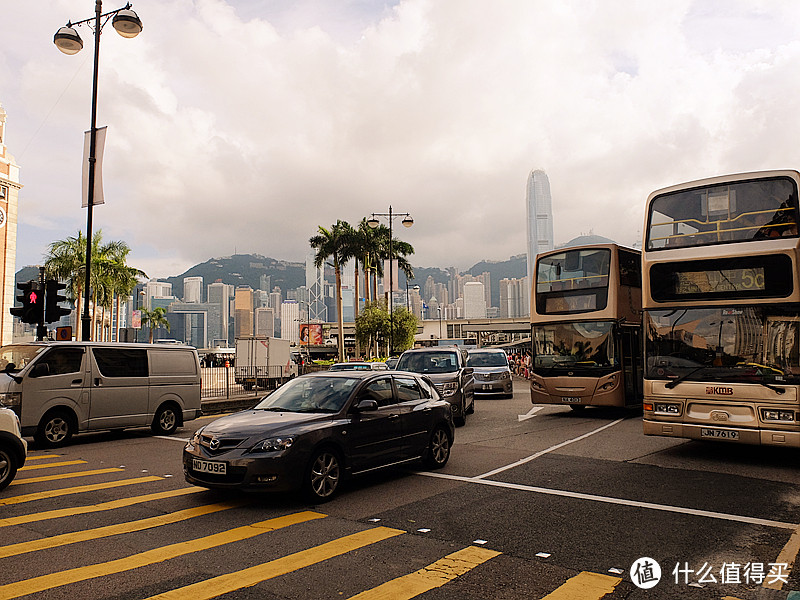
(193, 459, 227, 475)
(700, 428, 739, 440)
(561, 397, 581, 403)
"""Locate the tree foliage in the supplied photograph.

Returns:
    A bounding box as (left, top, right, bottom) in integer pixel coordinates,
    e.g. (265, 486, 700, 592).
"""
(355, 301, 417, 357)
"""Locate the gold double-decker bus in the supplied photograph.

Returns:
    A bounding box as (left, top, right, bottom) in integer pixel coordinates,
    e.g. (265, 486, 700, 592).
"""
(642, 170, 800, 446)
(530, 243, 643, 411)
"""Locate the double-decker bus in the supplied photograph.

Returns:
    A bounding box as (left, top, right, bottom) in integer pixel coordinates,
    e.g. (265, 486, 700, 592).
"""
(530, 243, 643, 410)
(642, 170, 800, 446)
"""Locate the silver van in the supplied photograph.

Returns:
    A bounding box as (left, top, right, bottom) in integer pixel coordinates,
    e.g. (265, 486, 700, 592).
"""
(0, 342, 202, 448)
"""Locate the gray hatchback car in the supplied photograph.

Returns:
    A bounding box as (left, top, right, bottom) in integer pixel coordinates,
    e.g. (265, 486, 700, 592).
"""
(183, 371, 454, 501)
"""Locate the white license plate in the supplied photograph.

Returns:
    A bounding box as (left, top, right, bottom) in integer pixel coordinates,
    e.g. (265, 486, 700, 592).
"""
(561, 397, 582, 403)
(193, 459, 227, 474)
(700, 428, 739, 440)
(482, 384, 492, 390)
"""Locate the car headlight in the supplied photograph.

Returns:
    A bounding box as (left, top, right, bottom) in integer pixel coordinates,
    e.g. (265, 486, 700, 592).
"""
(0, 392, 21, 408)
(500, 371, 510, 380)
(251, 436, 295, 453)
(185, 426, 205, 451)
(441, 382, 458, 397)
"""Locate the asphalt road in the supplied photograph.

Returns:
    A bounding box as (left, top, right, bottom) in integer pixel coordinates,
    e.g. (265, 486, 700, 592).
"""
(3, 378, 800, 599)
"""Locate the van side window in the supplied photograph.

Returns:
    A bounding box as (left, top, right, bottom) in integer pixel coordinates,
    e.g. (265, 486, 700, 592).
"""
(39, 347, 84, 376)
(93, 348, 148, 378)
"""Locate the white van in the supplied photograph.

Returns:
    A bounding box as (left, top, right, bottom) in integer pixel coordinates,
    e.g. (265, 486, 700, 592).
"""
(0, 342, 202, 448)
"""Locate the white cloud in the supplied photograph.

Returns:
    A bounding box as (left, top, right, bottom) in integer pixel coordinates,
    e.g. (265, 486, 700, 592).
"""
(4, 0, 800, 278)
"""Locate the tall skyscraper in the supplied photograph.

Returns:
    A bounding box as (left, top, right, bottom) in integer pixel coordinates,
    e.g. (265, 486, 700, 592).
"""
(207, 281, 233, 345)
(183, 276, 203, 303)
(144, 280, 173, 309)
(0, 104, 20, 345)
(281, 300, 300, 345)
(305, 252, 327, 323)
(526, 169, 555, 287)
(234, 286, 254, 338)
(463, 282, 487, 319)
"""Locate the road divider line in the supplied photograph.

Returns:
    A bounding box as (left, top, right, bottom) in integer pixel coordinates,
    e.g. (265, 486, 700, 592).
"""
(0, 500, 248, 558)
(22, 454, 62, 461)
(0, 476, 163, 506)
(539, 571, 622, 599)
(19, 459, 87, 471)
(0, 511, 327, 599)
(143, 526, 405, 600)
(12, 468, 125, 485)
(347, 545, 501, 599)
(475, 418, 625, 479)
(0, 487, 203, 528)
(419, 472, 798, 530)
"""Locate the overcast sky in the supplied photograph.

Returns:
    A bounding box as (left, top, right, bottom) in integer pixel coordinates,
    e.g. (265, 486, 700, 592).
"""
(3, 0, 800, 280)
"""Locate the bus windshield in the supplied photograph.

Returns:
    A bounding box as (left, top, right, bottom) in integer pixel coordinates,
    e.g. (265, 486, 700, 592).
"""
(533, 321, 617, 372)
(647, 177, 799, 250)
(645, 307, 800, 385)
(536, 248, 611, 314)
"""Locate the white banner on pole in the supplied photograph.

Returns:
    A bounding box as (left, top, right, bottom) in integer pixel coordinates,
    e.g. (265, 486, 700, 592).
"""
(82, 126, 107, 207)
(383, 259, 401, 292)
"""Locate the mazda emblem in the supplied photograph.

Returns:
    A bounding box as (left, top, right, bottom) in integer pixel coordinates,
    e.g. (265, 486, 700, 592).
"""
(209, 437, 220, 451)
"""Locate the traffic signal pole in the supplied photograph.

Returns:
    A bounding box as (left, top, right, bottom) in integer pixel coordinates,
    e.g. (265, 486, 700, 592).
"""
(36, 267, 46, 341)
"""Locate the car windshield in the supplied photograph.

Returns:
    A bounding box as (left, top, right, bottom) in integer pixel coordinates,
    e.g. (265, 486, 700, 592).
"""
(645, 307, 800, 385)
(467, 352, 508, 368)
(397, 352, 460, 374)
(0, 344, 46, 373)
(254, 376, 358, 413)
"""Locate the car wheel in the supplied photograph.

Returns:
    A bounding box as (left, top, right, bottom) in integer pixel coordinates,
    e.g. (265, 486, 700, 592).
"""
(34, 410, 74, 448)
(152, 404, 179, 435)
(454, 399, 466, 427)
(305, 447, 341, 502)
(0, 444, 19, 491)
(466, 394, 475, 415)
(423, 426, 451, 469)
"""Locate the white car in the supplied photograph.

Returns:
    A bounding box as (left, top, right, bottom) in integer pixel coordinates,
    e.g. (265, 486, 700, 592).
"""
(0, 407, 26, 491)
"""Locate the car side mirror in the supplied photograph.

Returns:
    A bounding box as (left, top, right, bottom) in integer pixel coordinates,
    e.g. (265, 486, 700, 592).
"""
(464, 367, 474, 376)
(29, 363, 50, 378)
(353, 399, 378, 412)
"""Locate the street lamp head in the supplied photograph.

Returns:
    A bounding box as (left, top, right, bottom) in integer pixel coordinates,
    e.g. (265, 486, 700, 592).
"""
(401, 215, 414, 228)
(367, 216, 380, 229)
(112, 8, 143, 38)
(54, 26, 83, 55)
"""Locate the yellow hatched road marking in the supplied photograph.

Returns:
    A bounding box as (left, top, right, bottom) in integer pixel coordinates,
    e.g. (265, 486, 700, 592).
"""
(540, 571, 622, 600)
(12, 468, 124, 485)
(22, 454, 61, 461)
(347, 545, 501, 599)
(763, 523, 800, 590)
(0, 511, 326, 599)
(0, 486, 203, 528)
(0, 476, 162, 506)
(19, 459, 87, 471)
(0, 500, 248, 558)
(144, 526, 406, 600)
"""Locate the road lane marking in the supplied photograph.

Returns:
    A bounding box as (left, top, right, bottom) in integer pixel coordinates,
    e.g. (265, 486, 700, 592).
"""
(763, 523, 800, 590)
(0, 487, 203, 528)
(0, 511, 327, 599)
(518, 406, 544, 422)
(154, 436, 190, 442)
(419, 472, 798, 530)
(0, 500, 248, 558)
(19, 459, 87, 471)
(22, 454, 62, 461)
(475, 418, 625, 479)
(12, 468, 125, 485)
(144, 526, 406, 600)
(539, 571, 622, 599)
(347, 545, 501, 599)
(0, 476, 163, 506)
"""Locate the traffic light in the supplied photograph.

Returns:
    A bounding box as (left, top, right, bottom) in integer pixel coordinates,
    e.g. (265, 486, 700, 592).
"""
(45, 280, 71, 323)
(10, 280, 43, 325)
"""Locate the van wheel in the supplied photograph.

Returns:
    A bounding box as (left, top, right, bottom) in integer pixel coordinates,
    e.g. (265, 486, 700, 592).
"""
(0, 444, 19, 491)
(35, 410, 74, 448)
(152, 405, 179, 435)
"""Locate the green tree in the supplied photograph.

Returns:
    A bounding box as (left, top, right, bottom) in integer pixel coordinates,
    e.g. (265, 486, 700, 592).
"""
(140, 306, 171, 344)
(355, 301, 390, 358)
(390, 306, 417, 354)
(310, 221, 354, 362)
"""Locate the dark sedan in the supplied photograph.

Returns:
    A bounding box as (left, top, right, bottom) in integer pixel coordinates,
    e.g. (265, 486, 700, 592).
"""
(183, 371, 454, 501)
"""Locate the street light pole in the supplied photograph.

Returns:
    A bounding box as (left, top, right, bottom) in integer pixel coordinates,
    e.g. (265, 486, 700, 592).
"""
(54, 2, 143, 341)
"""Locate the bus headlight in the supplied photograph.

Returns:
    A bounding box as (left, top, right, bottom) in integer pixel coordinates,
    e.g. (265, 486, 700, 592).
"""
(654, 402, 681, 415)
(761, 409, 795, 422)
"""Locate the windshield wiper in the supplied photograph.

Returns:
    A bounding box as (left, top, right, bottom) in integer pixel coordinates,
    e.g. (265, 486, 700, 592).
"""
(664, 366, 711, 389)
(732, 363, 786, 394)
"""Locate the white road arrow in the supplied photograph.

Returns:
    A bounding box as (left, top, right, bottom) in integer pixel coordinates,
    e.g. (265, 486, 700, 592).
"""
(518, 406, 544, 422)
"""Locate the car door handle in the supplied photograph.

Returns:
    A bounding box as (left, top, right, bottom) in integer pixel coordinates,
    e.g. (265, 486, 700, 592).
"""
(71, 379, 82, 385)
(388, 414, 399, 420)
(94, 378, 101, 387)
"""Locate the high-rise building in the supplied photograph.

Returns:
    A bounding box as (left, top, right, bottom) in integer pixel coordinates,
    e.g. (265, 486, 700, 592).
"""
(234, 286, 254, 338)
(0, 104, 20, 345)
(526, 169, 555, 287)
(463, 282, 487, 319)
(255, 307, 275, 337)
(183, 276, 203, 303)
(144, 280, 172, 309)
(499, 277, 529, 318)
(281, 300, 300, 345)
(306, 252, 327, 323)
(207, 281, 233, 345)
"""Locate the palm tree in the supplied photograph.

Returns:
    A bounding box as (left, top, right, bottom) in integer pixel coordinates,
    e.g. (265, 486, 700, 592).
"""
(310, 221, 353, 362)
(140, 306, 170, 343)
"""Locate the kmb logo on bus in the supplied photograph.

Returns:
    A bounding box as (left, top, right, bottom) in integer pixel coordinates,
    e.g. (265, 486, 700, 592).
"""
(706, 386, 734, 395)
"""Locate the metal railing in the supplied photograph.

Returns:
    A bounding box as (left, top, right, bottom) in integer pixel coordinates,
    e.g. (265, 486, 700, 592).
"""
(200, 364, 329, 399)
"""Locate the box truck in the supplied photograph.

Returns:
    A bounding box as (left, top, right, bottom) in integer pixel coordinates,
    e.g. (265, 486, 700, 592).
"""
(234, 336, 298, 391)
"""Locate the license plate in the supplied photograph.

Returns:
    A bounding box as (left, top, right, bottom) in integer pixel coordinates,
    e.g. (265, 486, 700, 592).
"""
(561, 397, 582, 403)
(700, 428, 739, 440)
(192, 458, 227, 474)
(482, 384, 492, 390)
